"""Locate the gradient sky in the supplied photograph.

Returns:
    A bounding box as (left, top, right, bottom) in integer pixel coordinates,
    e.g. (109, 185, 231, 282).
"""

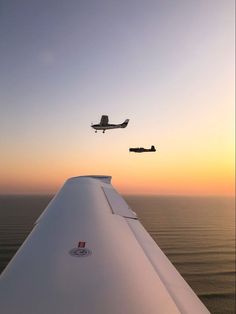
(0, 0, 235, 195)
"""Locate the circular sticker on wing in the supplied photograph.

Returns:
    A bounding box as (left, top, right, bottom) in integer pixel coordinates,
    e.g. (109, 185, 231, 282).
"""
(69, 241, 91, 257)
(69, 248, 92, 257)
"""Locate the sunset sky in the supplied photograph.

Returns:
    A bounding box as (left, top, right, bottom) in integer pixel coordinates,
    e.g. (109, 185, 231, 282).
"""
(0, 0, 235, 195)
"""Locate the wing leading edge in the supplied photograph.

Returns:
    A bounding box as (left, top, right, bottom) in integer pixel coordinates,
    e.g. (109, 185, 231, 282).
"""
(0, 176, 209, 314)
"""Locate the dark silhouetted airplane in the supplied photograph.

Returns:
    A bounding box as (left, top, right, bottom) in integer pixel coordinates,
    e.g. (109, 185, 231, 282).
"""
(91, 115, 129, 133)
(129, 145, 156, 153)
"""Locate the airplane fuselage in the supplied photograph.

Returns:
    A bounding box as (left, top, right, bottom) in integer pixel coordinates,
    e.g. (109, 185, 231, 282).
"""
(92, 123, 125, 131)
(129, 147, 156, 153)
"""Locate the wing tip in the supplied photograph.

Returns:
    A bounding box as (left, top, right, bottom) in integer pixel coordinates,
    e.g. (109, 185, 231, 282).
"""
(67, 175, 112, 184)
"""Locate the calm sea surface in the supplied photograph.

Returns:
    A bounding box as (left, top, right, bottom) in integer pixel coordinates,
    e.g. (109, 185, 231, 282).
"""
(0, 195, 235, 314)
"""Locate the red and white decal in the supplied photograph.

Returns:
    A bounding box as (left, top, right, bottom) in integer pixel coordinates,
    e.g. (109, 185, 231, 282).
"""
(78, 241, 86, 248)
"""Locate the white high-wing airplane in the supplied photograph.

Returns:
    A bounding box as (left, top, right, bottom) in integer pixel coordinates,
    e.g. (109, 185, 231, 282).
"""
(91, 115, 129, 133)
(0, 176, 210, 314)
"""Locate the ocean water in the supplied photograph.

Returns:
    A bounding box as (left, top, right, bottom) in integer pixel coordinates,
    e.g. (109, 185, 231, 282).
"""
(0, 195, 235, 314)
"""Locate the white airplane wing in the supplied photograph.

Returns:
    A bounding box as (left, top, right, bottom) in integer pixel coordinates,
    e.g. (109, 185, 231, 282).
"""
(0, 176, 210, 314)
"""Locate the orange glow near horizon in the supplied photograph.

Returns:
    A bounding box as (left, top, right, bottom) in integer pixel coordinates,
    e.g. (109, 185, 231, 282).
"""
(0, 112, 235, 196)
(0, 139, 234, 196)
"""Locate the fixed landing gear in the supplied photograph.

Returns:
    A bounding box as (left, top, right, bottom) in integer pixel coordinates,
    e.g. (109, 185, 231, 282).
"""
(95, 130, 97, 133)
(103, 130, 105, 133)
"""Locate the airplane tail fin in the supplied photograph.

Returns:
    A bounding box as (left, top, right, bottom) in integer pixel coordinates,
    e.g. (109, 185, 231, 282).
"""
(151, 145, 156, 151)
(121, 119, 129, 128)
